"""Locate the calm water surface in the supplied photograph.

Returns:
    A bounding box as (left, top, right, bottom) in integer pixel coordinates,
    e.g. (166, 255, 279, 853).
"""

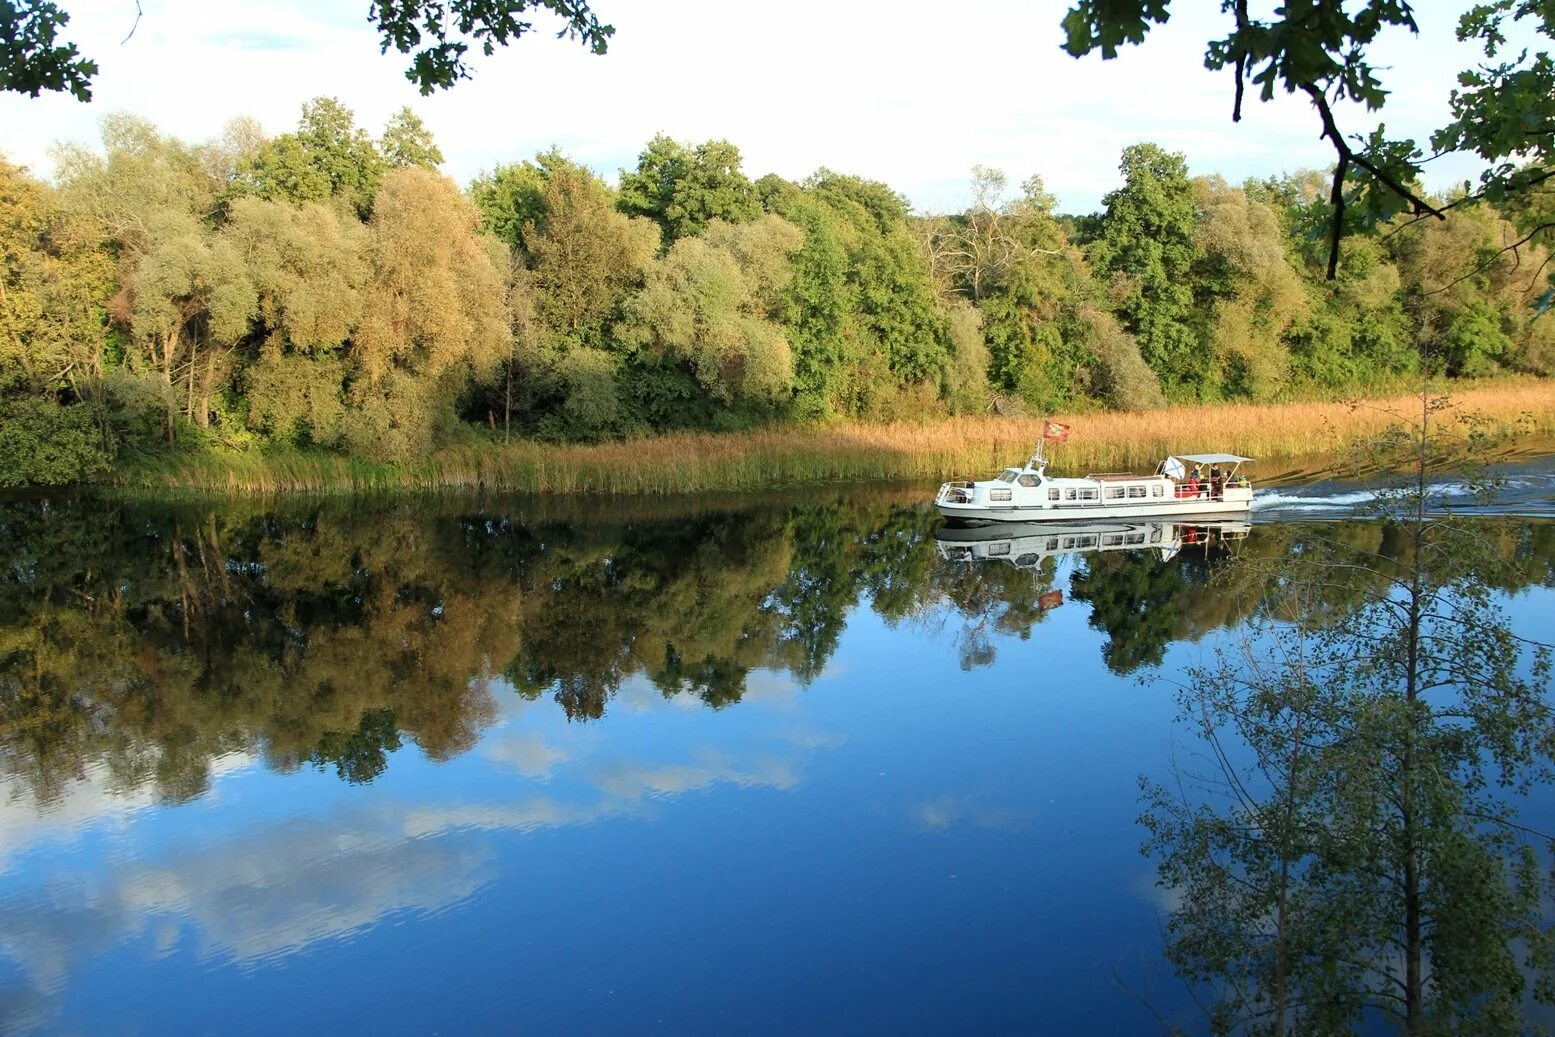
(2, 461, 1554, 1034)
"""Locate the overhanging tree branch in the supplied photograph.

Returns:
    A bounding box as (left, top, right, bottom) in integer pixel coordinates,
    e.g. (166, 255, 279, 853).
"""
(1302, 84, 1446, 279)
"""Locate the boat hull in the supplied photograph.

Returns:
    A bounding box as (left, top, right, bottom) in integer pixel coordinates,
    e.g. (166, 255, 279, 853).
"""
(935, 495, 1252, 523)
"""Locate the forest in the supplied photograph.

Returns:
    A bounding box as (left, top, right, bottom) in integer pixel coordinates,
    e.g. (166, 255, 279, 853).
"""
(3, 97, 1553, 486)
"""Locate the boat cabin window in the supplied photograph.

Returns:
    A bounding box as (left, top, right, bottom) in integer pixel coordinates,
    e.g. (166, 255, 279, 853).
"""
(1045, 537, 1060, 550)
(989, 542, 1010, 556)
(1080, 489, 1098, 500)
(1106, 487, 1125, 499)
(1126, 486, 1146, 498)
(1151, 484, 1164, 497)
(1126, 533, 1146, 545)
(1064, 489, 1077, 501)
(990, 488, 1012, 502)
(1103, 533, 1123, 546)
(998, 470, 1019, 483)
(1047, 488, 1060, 500)
(1018, 474, 1040, 488)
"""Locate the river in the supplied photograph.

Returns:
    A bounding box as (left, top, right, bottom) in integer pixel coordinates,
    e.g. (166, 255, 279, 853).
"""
(1, 460, 1553, 1034)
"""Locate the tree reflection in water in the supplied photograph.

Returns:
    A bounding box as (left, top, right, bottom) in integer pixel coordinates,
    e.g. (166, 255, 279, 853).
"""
(1140, 433, 1555, 1034)
(1, 494, 1553, 824)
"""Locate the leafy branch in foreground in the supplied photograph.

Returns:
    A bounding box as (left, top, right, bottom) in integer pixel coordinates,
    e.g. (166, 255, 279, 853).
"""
(0, 0, 611, 101)
(0, 0, 96, 100)
(369, 0, 613, 93)
(1063, 1, 1555, 284)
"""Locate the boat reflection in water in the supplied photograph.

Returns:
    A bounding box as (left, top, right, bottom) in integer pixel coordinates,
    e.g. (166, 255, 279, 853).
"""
(934, 519, 1252, 569)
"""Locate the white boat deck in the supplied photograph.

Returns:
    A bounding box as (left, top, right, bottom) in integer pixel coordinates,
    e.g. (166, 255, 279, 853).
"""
(935, 447, 1253, 524)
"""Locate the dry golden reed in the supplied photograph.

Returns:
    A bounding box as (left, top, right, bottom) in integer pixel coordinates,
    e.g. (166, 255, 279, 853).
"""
(122, 379, 1555, 497)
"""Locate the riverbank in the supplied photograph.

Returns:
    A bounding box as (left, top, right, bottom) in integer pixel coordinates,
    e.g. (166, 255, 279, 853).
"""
(117, 380, 1555, 496)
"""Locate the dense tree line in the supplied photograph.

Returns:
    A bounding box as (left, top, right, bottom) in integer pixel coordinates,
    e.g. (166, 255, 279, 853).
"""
(2, 101, 1552, 485)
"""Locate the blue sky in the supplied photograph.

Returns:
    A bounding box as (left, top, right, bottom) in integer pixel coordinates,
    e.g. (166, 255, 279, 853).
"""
(0, 1, 1522, 214)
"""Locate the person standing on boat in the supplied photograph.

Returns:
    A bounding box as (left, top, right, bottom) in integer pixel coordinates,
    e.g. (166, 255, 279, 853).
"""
(1210, 463, 1222, 497)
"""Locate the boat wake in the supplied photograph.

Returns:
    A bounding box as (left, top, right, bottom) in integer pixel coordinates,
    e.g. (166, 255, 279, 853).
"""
(1252, 488, 1381, 513)
(1251, 462, 1555, 519)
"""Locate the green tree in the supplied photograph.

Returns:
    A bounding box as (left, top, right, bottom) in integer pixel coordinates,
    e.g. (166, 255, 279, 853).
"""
(129, 211, 256, 435)
(524, 160, 658, 344)
(619, 215, 802, 409)
(46, 115, 231, 447)
(1192, 176, 1308, 400)
(765, 193, 851, 418)
(936, 169, 1098, 408)
(222, 196, 369, 445)
(0, 159, 120, 487)
(379, 107, 444, 169)
(470, 158, 549, 250)
(231, 98, 385, 219)
(779, 169, 950, 417)
(52, 113, 223, 252)
(618, 134, 762, 244)
(1089, 143, 1205, 398)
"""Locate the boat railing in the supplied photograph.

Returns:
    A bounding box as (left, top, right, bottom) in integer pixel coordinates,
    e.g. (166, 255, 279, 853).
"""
(1171, 475, 1253, 500)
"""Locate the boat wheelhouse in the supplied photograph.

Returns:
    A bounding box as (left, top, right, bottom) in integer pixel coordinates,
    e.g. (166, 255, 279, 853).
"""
(934, 443, 1253, 523)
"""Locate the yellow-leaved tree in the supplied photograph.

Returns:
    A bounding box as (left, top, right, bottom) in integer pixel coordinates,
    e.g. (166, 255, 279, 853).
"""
(224, 197, 370, 447)
(346, 166, 509, 459)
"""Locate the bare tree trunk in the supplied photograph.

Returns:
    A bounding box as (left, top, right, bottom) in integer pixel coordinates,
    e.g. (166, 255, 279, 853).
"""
(185, 348, 198, 424)
(161, 328, 178, 442)
(1401, 333, 1431, 1036)
(196, 348, 218, 428)
(1272, 711, 1305, 1037)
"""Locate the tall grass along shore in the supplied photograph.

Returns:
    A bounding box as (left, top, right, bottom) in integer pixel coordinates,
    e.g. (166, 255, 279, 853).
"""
(119, 381, 1555, 497)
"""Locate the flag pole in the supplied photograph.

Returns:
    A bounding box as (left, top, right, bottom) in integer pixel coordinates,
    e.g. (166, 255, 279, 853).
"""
(1033, 417, 1070, 471)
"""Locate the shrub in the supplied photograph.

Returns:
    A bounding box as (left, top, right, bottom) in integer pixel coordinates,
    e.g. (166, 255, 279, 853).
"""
(0, 396, 113, 486)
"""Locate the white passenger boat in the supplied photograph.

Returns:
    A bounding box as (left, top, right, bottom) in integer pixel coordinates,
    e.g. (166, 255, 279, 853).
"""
(934, 441, 1253, 523)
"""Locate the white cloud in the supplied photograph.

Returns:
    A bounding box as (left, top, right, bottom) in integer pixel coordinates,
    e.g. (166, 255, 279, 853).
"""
(914, 793, 1030, 832)
(592, 750, 799, 799)
(0, 752, 256, 876)
(0, 726, 839, 1023)
(0, 0, 1517, 213)
(481, 731, 571, 778)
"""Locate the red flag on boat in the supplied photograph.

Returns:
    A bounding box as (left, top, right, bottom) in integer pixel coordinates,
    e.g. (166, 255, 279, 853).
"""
(1039, 589, 1064, 610)
(1042, 420, 1070, 442)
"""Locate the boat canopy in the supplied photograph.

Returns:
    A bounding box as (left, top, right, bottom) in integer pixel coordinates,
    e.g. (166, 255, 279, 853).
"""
(1173, 453, 1252, 465)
